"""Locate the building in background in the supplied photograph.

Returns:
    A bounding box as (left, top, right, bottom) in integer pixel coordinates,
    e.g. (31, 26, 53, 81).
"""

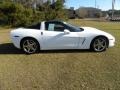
(76, 7, 102, 18)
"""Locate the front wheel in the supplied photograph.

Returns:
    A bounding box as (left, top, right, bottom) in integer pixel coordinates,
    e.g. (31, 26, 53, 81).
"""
(21, 38, 39, 54)
(91, 37, 108, 52)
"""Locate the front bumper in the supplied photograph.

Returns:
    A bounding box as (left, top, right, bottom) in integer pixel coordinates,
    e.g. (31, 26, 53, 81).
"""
(109, 39, 115, 47)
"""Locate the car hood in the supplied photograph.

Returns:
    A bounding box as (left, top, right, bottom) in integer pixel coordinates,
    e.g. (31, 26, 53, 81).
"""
(82, 27, 106, 34)
(81, 27, 115, 40)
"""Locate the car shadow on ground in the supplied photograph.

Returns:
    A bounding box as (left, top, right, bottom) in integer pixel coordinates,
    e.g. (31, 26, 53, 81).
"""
(0, 43, 23, 54)
(0, 43, 93, 55)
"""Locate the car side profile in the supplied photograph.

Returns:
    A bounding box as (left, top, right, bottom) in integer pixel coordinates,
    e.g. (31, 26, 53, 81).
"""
(10, 20, 115, 54)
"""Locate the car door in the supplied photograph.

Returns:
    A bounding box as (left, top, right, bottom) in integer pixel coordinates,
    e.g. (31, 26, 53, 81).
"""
(41, 21, 80, 50)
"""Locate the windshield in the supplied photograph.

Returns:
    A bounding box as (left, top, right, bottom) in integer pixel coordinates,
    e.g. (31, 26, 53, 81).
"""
(66, 23, 82, 32)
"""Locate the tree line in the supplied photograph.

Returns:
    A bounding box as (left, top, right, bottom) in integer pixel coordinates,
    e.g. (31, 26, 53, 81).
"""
(0, 0, 67, 27)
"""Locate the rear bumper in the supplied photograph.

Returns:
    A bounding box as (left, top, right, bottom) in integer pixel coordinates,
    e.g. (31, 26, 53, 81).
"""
(11, 37, 21, 49)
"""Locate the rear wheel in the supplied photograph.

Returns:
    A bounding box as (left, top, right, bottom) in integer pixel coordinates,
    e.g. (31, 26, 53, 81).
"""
(21, 38, 39, 54)
(91, 37, 108, 52)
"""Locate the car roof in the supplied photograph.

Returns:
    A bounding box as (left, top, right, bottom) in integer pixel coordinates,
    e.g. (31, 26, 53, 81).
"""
(46, 20, 64, 23)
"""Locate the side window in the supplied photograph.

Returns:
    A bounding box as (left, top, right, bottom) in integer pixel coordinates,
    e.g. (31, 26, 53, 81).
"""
(48, 24, 55, 31)
(54, 23, 65, 32)
(45, 22, 65, 32)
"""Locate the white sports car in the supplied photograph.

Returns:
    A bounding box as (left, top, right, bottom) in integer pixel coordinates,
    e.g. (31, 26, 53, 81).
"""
(10, 20, 115, 54)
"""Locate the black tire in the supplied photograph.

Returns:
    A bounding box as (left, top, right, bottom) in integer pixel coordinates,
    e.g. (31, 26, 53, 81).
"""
(91, 36, 108, 52)
(21, 38, 39, 54)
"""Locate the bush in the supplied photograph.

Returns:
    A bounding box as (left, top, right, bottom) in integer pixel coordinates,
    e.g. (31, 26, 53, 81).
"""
(0, 1, 38, 27)
(0, 0, 67, 27)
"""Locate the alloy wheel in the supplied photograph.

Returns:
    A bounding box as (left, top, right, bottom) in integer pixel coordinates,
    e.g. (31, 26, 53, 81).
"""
(22, 39, 38, 54)
(93, 37, 107, 52)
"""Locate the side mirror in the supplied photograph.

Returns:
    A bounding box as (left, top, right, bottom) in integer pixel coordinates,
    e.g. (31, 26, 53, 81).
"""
(64, 29, 70, 34)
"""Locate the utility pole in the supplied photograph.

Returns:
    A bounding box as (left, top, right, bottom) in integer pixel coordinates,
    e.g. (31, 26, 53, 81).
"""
(95, 0, 97, 8)
(112, 0, 116, 18)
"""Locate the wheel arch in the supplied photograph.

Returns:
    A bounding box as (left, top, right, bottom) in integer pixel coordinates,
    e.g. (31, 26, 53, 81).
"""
(90, 35, 109, 49)
(20, 37, 40, 49)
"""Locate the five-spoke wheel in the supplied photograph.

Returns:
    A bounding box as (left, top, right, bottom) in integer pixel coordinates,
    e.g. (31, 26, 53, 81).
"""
(91, 37, 108, 52)
(21, 38, 39, 54)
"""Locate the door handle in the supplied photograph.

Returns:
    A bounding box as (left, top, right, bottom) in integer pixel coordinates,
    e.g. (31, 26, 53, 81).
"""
(41, 32, 43, 35)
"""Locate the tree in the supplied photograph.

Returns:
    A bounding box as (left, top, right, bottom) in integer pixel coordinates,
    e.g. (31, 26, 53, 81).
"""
(53, 0, 67, 20)
(0, 0, 67, 27)
(39, 0, 67, 20)
(12, 0, 44, 8)
(0, 1, 35, 26)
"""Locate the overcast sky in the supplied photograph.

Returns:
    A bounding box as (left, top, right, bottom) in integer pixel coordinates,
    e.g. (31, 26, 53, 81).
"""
(65, 0, 120, 10)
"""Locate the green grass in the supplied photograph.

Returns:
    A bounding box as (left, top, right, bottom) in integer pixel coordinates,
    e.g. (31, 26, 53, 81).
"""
(0, 20, 120, 90)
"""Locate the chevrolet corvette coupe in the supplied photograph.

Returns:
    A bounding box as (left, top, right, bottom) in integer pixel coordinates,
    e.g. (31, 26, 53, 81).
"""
(10, 20, 115, 54)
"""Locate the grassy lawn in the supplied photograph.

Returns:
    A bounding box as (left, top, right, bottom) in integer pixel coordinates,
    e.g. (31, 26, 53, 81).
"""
(0, 19, 120, 90)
